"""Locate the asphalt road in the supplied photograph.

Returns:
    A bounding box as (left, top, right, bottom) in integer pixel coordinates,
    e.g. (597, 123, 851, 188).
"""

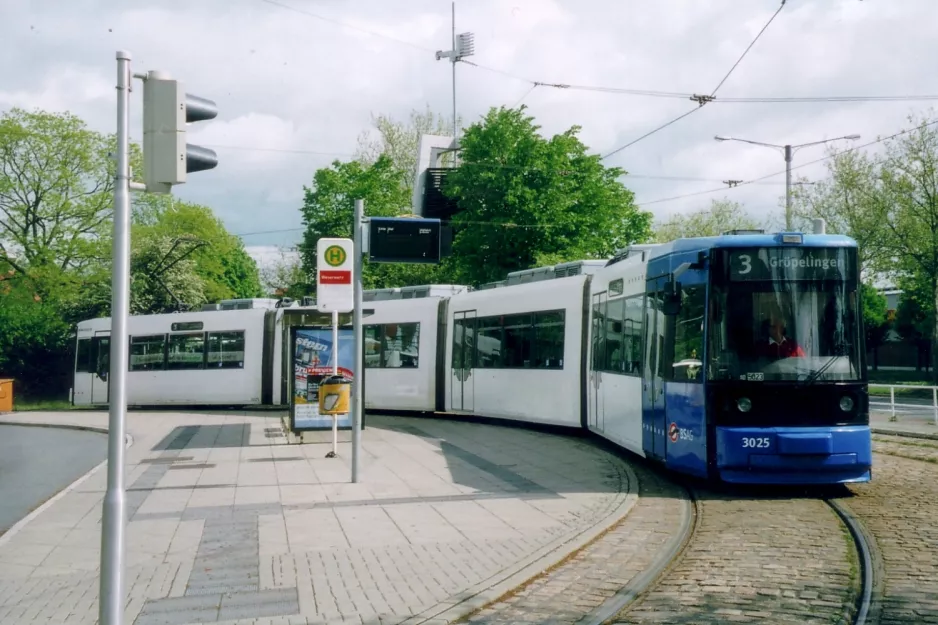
(0, 424, 107, 535)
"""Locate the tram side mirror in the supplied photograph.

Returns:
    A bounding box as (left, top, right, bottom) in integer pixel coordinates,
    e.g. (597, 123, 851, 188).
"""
(661, 280, 682, 316)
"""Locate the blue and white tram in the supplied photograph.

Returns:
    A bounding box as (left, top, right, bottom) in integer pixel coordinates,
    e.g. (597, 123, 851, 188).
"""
(586, 232, 871, 484)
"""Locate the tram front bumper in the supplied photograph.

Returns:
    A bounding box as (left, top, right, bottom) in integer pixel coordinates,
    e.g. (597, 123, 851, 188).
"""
(715, 425, 872, 484)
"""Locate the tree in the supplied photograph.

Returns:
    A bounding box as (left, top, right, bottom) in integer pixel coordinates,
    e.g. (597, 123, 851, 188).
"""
(260, 247, 309, 298)
(441, 106, 651, 286)
(860, 282, 890, 369)
(653, 199, 763, 242)
(0, 271, 73, 399)
(142, 198, 262, 301)
(299, 155, 444, 291)
(355, 105, 458, 190)
(0, 108, 116, 283)
(789, 148, 888, 278)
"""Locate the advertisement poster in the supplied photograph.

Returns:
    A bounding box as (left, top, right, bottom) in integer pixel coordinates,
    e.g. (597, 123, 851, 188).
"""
(290, 326, 357, 431)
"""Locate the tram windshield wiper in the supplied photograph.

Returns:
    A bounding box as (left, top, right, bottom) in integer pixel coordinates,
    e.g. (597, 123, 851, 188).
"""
(801, 348, 845, 387)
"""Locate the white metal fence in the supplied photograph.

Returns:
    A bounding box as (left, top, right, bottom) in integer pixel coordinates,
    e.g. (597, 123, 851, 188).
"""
(869, 383, 938, 425)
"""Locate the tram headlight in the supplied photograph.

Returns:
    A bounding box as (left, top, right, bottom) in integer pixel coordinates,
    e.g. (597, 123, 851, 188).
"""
(737, 397, 752, 413)
(839, 395, 855, 412)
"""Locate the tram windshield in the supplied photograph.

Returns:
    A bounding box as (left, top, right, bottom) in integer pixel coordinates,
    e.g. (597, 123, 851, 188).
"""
(707, 246, 863, 382)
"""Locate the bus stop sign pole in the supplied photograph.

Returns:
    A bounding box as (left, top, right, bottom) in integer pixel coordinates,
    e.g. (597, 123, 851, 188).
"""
(352, 199, 364, 483)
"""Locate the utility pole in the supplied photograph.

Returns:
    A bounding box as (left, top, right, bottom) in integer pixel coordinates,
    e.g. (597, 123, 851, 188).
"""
(435, 3, 474, 140)
(714, 134, 861, 230)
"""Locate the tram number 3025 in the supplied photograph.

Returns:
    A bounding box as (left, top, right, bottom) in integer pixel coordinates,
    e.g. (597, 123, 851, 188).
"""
(742, 437, 771, 449)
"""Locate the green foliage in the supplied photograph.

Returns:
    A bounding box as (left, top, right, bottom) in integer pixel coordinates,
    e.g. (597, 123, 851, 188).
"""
(355, 105, 458, 189)
(652, 199, 763, 242)
(860, 282, 890, 351)
(0, 108, 256, 398)
(0, 108, 116, 277)
(895, 271, 933, 342)
(442, 106, 651, 286)
(299, 155, 443, 290)
(140, 198, 262, 301)
(260, 248, 309, 298)
(0, 274, 72, 398)
(789, 149, 887, 276)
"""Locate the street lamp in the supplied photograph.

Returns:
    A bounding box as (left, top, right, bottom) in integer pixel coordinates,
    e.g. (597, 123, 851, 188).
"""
(714, 133, 861, 229)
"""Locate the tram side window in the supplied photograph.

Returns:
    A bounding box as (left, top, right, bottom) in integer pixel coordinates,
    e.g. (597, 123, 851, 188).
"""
(475, 317, 503, 368)
(76, 338, 92, 373)
(592, 301, 606, 372)
(604, 298, 625, 372)
(534, 311, 564, 369)
(364, 325, 381, 368)
(668, 285, 706, 382)
(207, 331, 245, 369)
(503, 314, 533, 368)
(129, 334, 166, 371)
(623, 296, 644, 375)
(364, 323, 420, 368)
(167, 333, 205, 370)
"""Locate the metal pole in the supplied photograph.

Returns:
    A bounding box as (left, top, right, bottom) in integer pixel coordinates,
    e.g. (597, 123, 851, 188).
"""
(351, 199, 364, 482)
(933, 386, 937, 427)
(451, 1, 457, 139)
(100, 49, 132, 625)
(784, 144, 793, 230)
(890, 386, 896, 422)
(331, 310, 338, 458)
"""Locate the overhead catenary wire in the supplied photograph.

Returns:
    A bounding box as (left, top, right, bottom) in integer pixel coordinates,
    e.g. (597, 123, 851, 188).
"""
(600, 0, 787, 160)
(638, 116, 938, 207)
(260, 0, 938, 107)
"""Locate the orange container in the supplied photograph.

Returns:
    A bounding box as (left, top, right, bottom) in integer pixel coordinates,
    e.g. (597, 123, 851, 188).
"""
(0, 379, 13, 412)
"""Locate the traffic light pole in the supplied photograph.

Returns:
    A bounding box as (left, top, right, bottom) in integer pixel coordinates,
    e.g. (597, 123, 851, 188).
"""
(100, 49, 135, 625)
(351, 199, 364, 483)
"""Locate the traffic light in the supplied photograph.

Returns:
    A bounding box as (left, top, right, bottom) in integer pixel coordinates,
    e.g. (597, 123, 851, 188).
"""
(142, 70, 218, 194)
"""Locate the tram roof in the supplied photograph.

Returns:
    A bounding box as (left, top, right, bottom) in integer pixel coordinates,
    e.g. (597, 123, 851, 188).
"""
(647, 232, 858, 260)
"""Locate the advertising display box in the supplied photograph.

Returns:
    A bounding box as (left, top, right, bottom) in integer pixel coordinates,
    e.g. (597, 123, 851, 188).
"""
(288, 322, 366, 433)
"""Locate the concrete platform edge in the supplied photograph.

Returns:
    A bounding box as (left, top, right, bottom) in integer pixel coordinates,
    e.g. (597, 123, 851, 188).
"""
(872, 427, 938, 441)
(399, 462, 641, 625)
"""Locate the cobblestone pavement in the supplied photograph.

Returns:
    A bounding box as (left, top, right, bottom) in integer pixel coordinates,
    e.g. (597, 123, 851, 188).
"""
(461, 462, 687, 625)
(842, 453, 938, 624)
(873, 433, 938, 463)
(611, 488, 858, 625)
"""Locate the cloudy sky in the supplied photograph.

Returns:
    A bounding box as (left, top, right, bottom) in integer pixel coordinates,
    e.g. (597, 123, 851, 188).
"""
(3, 0, 937, 270)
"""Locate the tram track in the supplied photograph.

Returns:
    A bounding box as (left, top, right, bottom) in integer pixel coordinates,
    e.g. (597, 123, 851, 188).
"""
(454, 460, 696, 625)
(604, 482, 866, 625)
(824, 497, 882, 625)
(832, 452, 938, 624)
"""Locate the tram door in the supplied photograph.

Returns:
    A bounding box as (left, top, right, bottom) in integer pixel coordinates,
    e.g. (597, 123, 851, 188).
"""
(91, 331, 110, 405)
(642, 278, 668, 460)
(451, 310, 476, 412)
(589, 293, 606, 430)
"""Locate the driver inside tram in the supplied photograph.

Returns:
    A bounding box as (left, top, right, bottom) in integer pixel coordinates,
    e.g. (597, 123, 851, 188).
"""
(760, 311, 805, 359)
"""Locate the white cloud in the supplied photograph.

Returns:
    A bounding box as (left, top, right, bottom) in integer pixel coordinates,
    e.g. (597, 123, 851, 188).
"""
(3, 0, 938, 252)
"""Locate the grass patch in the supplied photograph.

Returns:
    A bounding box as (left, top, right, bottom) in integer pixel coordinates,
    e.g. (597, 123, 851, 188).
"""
(869, 369, 933, 384)
(11, 398, 80, 412)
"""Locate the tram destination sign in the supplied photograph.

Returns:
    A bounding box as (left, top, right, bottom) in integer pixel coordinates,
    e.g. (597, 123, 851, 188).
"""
(727, 247, 855, 282)
(368, 217, 441, 264)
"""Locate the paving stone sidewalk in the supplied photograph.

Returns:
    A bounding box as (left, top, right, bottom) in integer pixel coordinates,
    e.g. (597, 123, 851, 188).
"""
(0, 411, 634, 625)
